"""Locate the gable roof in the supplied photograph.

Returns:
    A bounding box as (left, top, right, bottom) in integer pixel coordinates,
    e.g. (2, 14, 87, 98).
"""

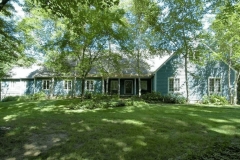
(4, 54, 174, 79)
(6, 65, 42, 79)
(148, 53, 174, 73)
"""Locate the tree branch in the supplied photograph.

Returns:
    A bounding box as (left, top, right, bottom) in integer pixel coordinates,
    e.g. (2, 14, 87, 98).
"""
(0, 0, 10, 12)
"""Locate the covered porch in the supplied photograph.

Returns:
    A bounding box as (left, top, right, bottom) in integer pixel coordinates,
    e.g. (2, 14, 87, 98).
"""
(102, 77, 152, 96)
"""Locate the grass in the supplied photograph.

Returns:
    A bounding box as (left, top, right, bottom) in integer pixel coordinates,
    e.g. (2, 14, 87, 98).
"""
(0, 99, 240, 160)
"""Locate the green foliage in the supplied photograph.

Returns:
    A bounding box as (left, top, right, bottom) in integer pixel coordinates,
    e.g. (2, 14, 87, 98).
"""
(1, 92, 47, 102)
(66, 94, 126, 110)
(17, 95, 32, 101)
(0, 0, 30, 78)
(141, 92, 163, 101)
(1, 96, 20, 102)
(202, 94, 229, 105)
(141, 92, 187, 104)
(32, 91, 47, 100)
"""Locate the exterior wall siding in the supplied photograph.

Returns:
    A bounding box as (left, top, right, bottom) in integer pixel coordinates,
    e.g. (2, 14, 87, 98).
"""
(1, 79, 35, 99)
(188, 60, 235, 101)
(155, 55, 186, 96)
(0, 78, 103, 100)
(155, 54, 236, 102)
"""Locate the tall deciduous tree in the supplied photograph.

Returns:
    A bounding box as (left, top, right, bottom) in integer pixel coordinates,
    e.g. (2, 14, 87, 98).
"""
(156, 0, 206, 102)
(0, 0, 31, 78)
(210, 2, 240, 105)
(123, 0, 161, 97)
(31, 2, 127, 99)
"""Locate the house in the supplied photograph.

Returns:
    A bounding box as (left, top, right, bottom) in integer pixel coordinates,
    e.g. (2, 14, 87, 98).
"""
(0, 54, 237, 103)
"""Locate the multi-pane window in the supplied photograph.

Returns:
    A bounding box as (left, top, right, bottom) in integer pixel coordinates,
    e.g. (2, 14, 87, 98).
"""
(209, 78, 221, 94)
(111, 81, 118, 90)
(64, 80, 72, 90)
(9, 81, 16, 88)
(43, 80, 50, 90)
(86, 80, 94, 91)
(141, 81, 147, 90)
(168, 78, 180, 92)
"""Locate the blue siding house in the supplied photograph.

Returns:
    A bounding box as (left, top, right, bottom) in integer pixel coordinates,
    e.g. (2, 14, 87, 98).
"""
(0, 54, 237, 103)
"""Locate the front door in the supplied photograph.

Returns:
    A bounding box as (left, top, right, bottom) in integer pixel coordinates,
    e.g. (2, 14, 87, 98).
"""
(125, 80, 133, 94)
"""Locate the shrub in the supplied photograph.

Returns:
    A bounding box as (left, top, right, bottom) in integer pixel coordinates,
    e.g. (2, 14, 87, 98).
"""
(17, 95, 32, 102)
(114, 100, 126, 107)
(84, 92, 92, 99)
(141, 92, 186, 104)
(32, 91, 46, 100)
(141, 92, 162, 101)
(92, 94, 112, 102)
(2, 96, 20, 102)
(162, 93, 187, 104)
(202, 94, 229, 105)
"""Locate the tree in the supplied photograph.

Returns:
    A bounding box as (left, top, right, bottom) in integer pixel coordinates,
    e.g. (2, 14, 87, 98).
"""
(34, 2, 127, 99)
(210, 2, 240, 105)
(122, 0, 161, 97)
(0, 0, 10, 11)
(155, 0, 206, 102)
(0, 0, 30, 78)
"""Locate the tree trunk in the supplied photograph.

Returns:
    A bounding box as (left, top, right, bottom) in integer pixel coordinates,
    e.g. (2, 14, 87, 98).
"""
(137, 48, 141, 97)
(228, 45, 233, 104)
(183, 29, 189, 103)
(106, 78, 109, 95)
(0, 79, 1, 101)
(51, 77, 54, 99)
(81, 78, 85, 101)
(184, 53, 189, 102)
(72, 76, 76, 98)
(233, 71, 240, 105)
(138, 77, 141, 97)
(228, 65, 232, 104)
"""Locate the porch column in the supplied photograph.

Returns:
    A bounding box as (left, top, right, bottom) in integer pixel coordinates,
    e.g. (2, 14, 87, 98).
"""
(134, 78, 136, 95)
(118, 78, 120, 96)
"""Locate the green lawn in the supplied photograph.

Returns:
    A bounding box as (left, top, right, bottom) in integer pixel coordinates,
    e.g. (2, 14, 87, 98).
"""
(0, 99, 240, 160)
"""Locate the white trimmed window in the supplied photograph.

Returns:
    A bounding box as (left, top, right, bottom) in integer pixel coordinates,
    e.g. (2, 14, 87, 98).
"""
(43, 80, 50, 90)
(111, 80, 118, 90)
(64, 80, 72, 90)
(209, 78, 221, 94)
(168, 78, 180, 92)
(86, 80, 94, 91)
(141, 81, 147, 90)
(9, 81, 17, 88)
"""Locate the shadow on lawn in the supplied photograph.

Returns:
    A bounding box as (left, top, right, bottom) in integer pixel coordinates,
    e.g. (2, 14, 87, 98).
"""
(0, 101, 240, 159)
